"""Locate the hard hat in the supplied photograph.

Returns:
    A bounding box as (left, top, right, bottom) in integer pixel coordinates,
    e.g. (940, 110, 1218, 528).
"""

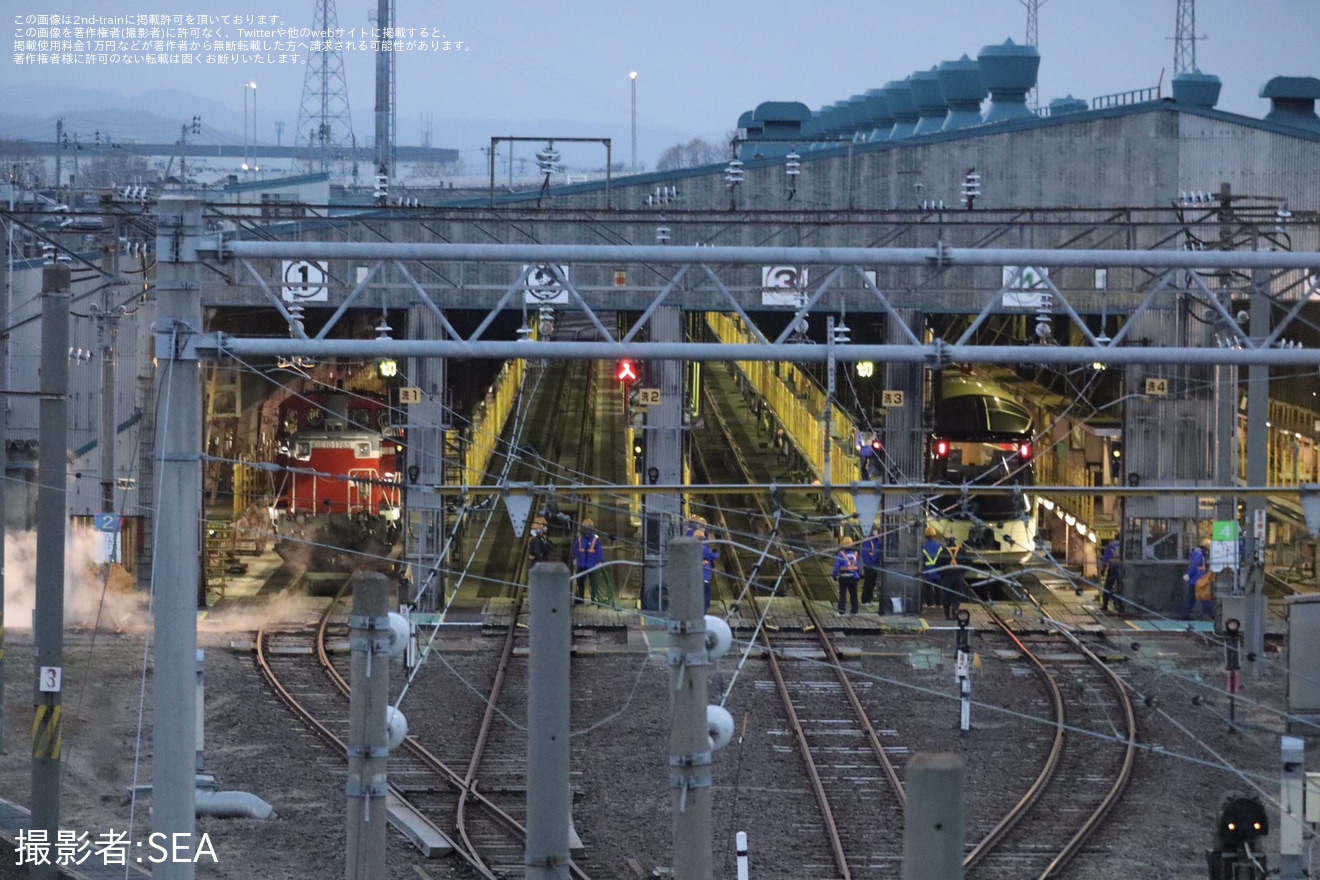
(693, 529, 706, 540)
(925, 526, 938, 538)
(1201, 537, 1212, 548)
(841, 536, 854, 547)
(582, 518, 594, 528)
(692, 515, 706, 524)
(533, 516, 547, 526)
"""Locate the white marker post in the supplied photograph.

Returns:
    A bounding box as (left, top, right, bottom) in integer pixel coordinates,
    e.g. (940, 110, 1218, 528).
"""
(955, 609, 972, 732)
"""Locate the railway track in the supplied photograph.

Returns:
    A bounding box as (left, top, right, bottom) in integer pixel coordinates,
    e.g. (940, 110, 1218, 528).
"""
(258, 350, 606, 879)
(964, 602, 1137, 880)
(257, 581, 599, 880)
(695, 366, 909, 878)
(698, 361, 1138, 878)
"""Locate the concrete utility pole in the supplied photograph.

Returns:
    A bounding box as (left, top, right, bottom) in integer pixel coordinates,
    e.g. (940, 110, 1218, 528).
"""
(902, 752, 964, 880)
(0, 161, 13, 753)
(31, 263, 70, 880)
(345, 572, 390, 880)
(525, 563, 573, 880)
(152, 196, 204, 880)
(668, 538, 712, 880)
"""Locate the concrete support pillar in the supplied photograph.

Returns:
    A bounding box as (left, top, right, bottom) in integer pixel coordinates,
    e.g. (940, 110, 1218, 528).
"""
(151, 196, 204, 880)
(525, 563, 573, 879)
(882, 309, 925, 614)
(643, 306, 683, 610)
(1242, 266, 1270, 672)
(902, 752, 964, 880)
(405, 304, 447, 612)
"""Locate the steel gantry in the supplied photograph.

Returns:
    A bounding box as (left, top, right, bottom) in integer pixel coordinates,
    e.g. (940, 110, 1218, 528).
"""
(202, 239, 1320, 367)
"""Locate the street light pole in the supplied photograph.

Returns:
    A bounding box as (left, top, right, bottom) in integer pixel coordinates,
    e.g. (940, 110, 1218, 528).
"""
(245, 82, 258, 176)
(629, 71, 638, 173)
(250, 82, 258, 173)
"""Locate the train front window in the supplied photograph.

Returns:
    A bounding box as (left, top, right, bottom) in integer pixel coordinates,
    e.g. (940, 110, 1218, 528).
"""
(931, 440, 1032, 520)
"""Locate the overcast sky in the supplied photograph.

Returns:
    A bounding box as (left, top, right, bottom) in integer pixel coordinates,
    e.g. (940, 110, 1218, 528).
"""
(5, 0, 1317, 167)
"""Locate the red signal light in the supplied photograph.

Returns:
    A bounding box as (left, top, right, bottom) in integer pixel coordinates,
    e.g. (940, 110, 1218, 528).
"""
(616, 359, 639, 384)
(870, 438, 883, 453)
(934, 439, 949, 458)
(1018, 441, 1032, 461)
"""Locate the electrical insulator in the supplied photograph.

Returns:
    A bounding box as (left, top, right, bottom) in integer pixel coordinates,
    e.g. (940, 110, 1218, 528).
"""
(656, 226, 671, 244)
(961, 168, 981, 209)
(725, 159, 744, 187)
(536, 142, 560, 175)
(785, 152, 801, 177)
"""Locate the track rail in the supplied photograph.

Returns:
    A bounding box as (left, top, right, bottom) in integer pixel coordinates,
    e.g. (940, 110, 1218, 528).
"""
(695, 375, 907, 879)
(963, 600, 1138, 879)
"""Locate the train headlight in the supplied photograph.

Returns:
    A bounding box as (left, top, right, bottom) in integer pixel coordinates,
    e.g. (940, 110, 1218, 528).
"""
(934, 439, 949, 458)
(1018, 441, 1032, 461)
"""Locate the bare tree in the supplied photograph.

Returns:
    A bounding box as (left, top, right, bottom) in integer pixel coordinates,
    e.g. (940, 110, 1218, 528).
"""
(655, 137, 727, 171)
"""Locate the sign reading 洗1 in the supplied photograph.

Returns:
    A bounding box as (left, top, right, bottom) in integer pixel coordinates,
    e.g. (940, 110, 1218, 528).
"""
(1210, 519, 1239, 572)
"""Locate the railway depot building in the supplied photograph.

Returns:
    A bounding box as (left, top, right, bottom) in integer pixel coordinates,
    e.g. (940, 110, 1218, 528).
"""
(3, 48, 1320, 608)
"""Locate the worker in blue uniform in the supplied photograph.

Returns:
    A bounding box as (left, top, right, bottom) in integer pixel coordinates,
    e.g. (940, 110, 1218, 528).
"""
(1183, 536, 1214, 621)
(573, 518, 608, 604)
(1100, 537, 1123, 613)
(528, 516, 553, 566)
(858, 431, 881, 479)
(833, 536, 861, 615)
(860, 524, 884, 611)
(694, 529, 720, 611)
(939, 533, 970, 620)
(921, 525, 944, 611)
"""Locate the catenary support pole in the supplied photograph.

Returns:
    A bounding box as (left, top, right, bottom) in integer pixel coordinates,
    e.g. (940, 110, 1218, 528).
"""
(31, 262, 70, 880)
(668, 537, 712, 880)
(99, 194, 120, 515)
(525, 562, 573, 880)
(346, 572, 390, 880)
(152, 196, 204, 879)
(902, 752, 964, 880)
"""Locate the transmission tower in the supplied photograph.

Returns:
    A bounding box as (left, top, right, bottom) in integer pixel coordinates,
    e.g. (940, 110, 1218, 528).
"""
(1019, 0, 1047, 110)
(1173, 0, 1199, 73)
(294, 0, 356, 175)
(1019, 0, 1046, 47)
